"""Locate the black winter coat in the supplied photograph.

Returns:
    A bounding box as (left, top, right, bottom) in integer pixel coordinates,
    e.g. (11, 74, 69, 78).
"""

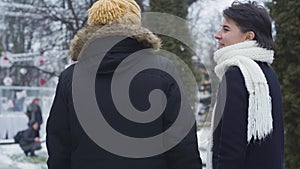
(19, 127, 41, 152)
(46, 25, 202, 169)
(212, 62, 284, 169)
(27, 103, 43, 127)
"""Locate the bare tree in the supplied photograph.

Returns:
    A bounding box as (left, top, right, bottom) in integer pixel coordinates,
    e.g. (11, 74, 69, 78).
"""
(0, 0, 97, 86)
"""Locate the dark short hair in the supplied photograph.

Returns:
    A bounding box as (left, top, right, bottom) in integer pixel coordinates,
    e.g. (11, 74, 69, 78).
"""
(223, 1, 274, 50)
(30, 120, 38, 127)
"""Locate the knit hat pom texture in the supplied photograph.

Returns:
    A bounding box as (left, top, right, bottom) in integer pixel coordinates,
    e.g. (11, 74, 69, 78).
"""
(88, 0, 141, 26)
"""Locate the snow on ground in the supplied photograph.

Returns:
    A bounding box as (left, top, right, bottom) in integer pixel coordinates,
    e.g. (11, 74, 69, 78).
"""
(198, 125, 210, 168)
(0, 142, 48, 169)
(0, 126, 209, 169)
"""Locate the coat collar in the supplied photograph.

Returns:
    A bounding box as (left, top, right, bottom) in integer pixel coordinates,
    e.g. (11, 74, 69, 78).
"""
(70, 24, 161, 61)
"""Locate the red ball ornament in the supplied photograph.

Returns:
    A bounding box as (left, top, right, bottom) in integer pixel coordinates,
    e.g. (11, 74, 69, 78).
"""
(3, 56, 8, 61)
(40, 78, 46, 86)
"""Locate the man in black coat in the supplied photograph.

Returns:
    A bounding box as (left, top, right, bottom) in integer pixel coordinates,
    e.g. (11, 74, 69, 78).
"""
(46, 0, 202, 169)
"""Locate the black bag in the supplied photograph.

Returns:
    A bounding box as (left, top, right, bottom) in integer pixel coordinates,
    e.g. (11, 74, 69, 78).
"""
(14, 130, 25, 143)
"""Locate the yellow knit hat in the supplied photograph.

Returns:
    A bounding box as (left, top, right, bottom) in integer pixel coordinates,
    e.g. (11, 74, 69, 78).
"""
(88, 0, 141, 26)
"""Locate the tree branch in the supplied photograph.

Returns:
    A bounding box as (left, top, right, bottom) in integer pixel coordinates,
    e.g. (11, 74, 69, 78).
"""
(67, 0, 79, 30)
(13, 64, 59, 77)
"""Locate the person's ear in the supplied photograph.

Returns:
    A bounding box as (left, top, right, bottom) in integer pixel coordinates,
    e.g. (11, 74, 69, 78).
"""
(246, 31, 255, 40)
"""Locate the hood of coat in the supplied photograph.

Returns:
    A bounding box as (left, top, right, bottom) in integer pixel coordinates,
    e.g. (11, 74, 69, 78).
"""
(70, 24, 161, 61)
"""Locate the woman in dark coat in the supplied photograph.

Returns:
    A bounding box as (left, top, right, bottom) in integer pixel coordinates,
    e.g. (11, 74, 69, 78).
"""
(19, 121, 42, 156)
(46, 0, 202, 169)
(208, 1, 284, 169)
(26, 98, 43, 137)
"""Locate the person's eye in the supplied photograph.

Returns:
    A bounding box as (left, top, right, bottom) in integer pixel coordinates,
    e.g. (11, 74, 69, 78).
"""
(223, 28, 229, 32)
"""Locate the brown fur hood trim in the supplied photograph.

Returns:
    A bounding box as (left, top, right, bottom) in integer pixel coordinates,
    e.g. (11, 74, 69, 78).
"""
(70, 24, 161, 61)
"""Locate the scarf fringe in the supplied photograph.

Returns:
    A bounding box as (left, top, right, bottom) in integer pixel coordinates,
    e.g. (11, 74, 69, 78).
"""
(248, 83, 273, 142)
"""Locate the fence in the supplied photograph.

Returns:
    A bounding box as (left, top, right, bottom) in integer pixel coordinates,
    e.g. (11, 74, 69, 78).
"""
(0, 86, 55, 139)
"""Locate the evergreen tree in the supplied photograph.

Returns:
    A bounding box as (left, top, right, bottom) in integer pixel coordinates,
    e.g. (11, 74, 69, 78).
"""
(267, 0, 300, 168)
(148, 0, 200, 106)
(149, 0, 193, 65)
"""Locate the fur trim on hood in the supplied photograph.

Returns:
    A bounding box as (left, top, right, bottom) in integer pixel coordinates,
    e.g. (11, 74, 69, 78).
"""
(70, 24, 161, 61)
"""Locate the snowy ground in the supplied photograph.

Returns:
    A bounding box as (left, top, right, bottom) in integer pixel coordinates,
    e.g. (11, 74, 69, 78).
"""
(0, 141, 48, 169)
(0, 127, 209, 169)
(197, 125, 210, 168)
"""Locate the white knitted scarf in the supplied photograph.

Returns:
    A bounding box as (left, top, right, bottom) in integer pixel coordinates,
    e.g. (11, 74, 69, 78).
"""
(206, 40, 274, 168)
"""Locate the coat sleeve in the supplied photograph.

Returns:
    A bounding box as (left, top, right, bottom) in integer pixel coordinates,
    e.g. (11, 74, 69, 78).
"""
(215, 67, 248, 169)
(46, 75, 72, 169)
(29, 111, 36, 126)
(163, 62, 202, 169)
(37, 106, 43, 125)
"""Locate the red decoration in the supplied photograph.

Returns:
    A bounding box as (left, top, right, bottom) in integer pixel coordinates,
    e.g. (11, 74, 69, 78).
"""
(39, 78, 46, 86)
(39, 57, 45, 65)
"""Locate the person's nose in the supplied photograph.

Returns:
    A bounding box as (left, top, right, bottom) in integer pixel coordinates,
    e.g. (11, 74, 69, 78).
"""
(215, 30, 221, 40)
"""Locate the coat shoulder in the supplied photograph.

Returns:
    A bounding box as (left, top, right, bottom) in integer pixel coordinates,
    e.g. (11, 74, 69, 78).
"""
(225, 66, 243, 78)
(222, 66, 245, 85)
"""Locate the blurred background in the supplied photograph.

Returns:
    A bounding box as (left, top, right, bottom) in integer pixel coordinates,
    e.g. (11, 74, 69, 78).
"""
(0, 0, 299, 168)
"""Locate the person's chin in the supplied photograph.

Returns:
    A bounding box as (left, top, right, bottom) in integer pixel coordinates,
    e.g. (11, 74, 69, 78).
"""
(217, 42, 225, 48)
(218, 44, 225, 49)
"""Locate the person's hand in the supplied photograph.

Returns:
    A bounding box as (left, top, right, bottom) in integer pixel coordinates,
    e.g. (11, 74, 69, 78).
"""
(34, 137, 40, 143)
